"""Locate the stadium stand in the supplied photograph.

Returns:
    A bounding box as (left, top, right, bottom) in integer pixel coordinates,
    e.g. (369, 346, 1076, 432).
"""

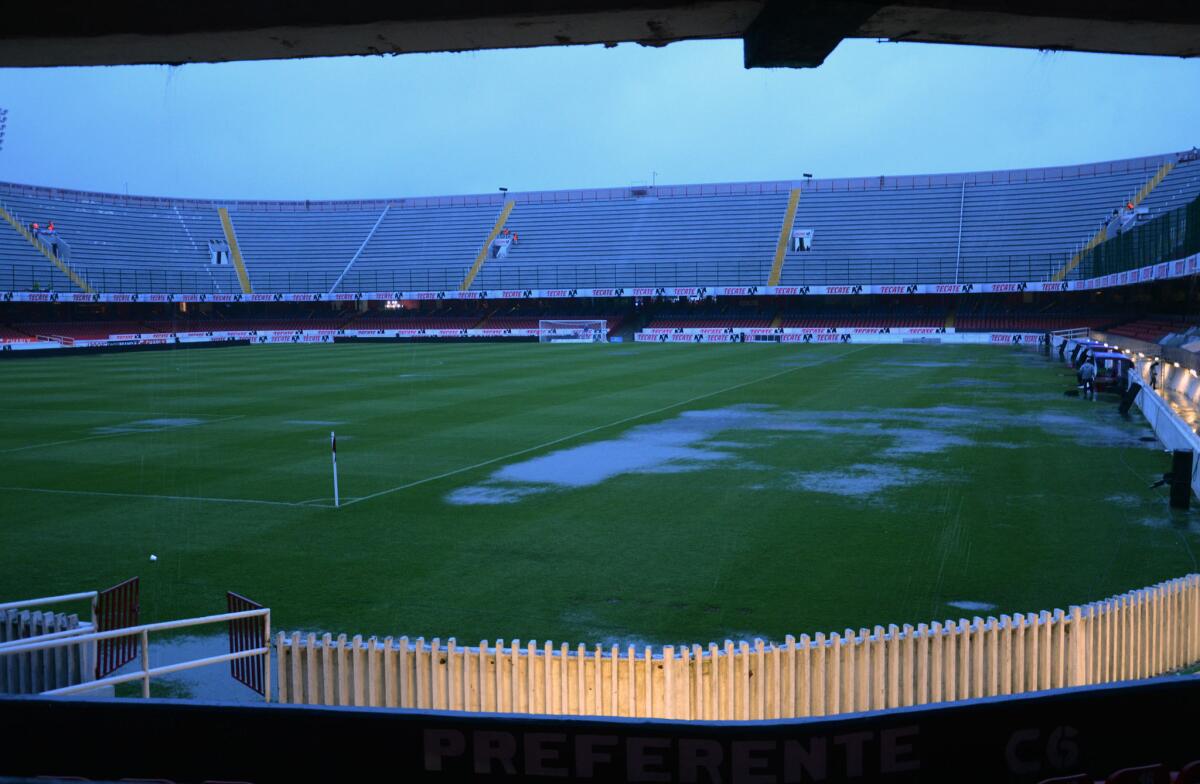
(15, 320, 147, 339)
(468, 192, 787, 290)
(0, 186, 238, 293)
(1107, 316, 1200, 344)
(780, 152, 1200, 286)
(3, 151, 1199, 295)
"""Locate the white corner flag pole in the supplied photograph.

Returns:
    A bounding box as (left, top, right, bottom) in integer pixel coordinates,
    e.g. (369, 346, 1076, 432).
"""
(331, 431, 340, 508)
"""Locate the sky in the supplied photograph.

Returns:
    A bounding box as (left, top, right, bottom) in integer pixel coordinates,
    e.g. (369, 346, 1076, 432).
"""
(0, 38, 1197, 201)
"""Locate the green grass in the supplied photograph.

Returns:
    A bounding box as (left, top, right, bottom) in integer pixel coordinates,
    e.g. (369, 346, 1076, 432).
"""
(1, 342, 1197, 647)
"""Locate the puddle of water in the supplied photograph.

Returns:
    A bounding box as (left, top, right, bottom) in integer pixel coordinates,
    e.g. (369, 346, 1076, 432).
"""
(880, 360, 977, 369)
(882, 428, 973, 456)
(104, 634, 267, 703)
(446, 485, 543, 505)
(790, 463, 933, 497)
(94, 418, 204, 434)
(947, 601, 997, 612)
(493, 432, 730, 488)
(929, 378, 1012, 388)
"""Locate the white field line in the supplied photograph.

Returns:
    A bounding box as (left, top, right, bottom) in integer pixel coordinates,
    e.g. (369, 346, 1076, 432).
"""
(0, 414, 245, 455)
(0, 485, 304, 508)
(339, 347, 870, 508)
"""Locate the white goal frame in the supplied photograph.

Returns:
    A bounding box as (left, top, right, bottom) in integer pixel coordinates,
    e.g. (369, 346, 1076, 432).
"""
(539, 319, 607, 343)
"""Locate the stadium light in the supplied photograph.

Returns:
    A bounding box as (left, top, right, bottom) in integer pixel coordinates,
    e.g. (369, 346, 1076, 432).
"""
(498, 187, 508, 192)
(803, 173, 813, 179)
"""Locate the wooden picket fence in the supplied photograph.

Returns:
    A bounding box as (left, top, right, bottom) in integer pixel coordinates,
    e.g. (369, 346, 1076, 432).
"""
(276, 574, 1200, 718)
(0, 609, 94, 694)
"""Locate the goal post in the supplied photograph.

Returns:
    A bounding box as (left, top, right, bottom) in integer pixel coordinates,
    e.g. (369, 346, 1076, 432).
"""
(538, 319, 608, 343)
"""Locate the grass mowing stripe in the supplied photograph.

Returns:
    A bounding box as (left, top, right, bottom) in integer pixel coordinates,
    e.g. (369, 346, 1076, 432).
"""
(340, 346, 868, 507)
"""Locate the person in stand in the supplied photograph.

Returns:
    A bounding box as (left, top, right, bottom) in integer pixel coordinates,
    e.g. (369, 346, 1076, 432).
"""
(30, 222, 39, 237)
(1149, 358, 1160, 390)
(1079, 356, 1098, 401)
(42, 221, 60, 258)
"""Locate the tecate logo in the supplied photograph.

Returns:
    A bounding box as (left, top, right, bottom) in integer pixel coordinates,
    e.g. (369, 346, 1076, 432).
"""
(934, 285, 959, 293)
(991, 284, 1021, 292)
(879, 286, 906, 294)
(827, 286, 852, 294)
(592, 289, 615, 296)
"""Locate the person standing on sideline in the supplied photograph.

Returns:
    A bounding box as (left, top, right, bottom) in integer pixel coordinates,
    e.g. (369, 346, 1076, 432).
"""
(1149, 358, 1160, 390)
(1080, 356, 1098, 400)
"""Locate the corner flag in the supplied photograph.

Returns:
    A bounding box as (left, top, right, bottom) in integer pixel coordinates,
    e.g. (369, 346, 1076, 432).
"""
(331, 431, 340, 508)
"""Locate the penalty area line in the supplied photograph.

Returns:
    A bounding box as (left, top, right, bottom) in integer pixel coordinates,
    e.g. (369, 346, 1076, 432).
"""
(339, 346, 870, 508)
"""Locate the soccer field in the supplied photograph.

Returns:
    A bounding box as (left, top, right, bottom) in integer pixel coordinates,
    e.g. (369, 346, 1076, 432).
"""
(1, 342, 1196, 647)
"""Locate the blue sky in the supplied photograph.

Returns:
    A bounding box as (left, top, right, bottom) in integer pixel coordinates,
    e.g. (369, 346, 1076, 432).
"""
(0, 38, 1197, 200)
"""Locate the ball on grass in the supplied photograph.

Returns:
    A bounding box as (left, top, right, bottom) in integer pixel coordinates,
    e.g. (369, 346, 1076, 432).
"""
(149, 554, 158, 562)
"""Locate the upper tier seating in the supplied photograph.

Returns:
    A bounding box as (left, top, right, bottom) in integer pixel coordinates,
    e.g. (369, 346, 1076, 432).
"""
(471, 192, 787, 290)
(3, 150, 1197, 293)
(779, 153, 1200, 285)
(0, 189, 239, 293)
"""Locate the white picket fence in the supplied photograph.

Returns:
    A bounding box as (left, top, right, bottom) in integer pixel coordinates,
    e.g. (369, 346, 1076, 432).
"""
(277, 574, 1200, 718)
(0, 609, 94, 694)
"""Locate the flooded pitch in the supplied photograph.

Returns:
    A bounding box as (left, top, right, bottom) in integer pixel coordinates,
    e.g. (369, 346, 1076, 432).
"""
(446, 402, 1159, 506)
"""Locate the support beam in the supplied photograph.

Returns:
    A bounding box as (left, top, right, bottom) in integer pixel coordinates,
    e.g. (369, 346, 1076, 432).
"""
(744, 0, 881, 69)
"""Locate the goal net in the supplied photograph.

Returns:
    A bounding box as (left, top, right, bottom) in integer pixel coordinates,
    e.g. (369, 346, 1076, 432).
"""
(539, 319, 607, 343)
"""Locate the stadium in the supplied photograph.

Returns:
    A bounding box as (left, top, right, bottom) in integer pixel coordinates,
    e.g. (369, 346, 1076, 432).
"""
(2, 5, 1200, 783)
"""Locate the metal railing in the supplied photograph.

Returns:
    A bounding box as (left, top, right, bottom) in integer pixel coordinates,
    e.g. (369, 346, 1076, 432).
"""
(0, 607, 271, 701)
(0, 253, 1085, 295)
(0, 591, 98, 619)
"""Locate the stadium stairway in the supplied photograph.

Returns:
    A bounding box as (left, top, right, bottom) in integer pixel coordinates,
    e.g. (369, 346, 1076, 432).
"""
(0, 202, 93, 293)
(459, 200, 515, 291)
(217, 207, 254, 294)
(1052, 159, 1176, 282)
(766, 188, 801, 286)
